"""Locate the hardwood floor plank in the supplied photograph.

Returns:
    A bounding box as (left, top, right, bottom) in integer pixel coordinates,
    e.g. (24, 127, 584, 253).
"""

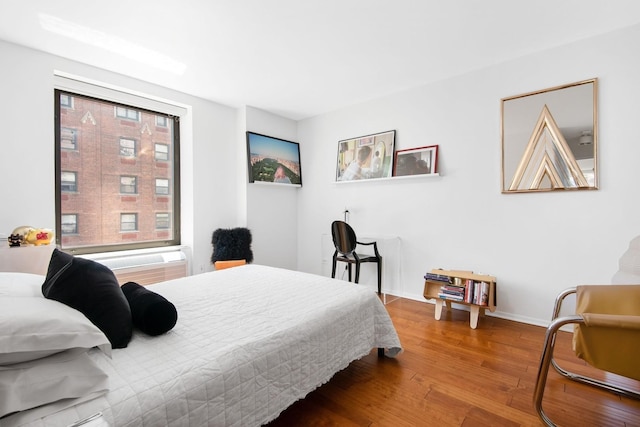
(267, 297, 640, 426)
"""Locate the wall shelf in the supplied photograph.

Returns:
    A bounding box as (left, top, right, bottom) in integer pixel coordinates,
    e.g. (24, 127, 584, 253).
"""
(334, 173, 440, 185)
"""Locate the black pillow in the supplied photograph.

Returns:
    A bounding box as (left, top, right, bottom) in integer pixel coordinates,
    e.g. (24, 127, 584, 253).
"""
(121, 281, 178, 336)
(42, 249, 132, 349)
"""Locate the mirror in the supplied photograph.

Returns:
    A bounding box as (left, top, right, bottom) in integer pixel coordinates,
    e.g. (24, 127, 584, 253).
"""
(501, 79, 598, 193)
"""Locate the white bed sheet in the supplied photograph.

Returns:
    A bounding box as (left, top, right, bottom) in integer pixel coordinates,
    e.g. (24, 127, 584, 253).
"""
(2, 265, 401, 427)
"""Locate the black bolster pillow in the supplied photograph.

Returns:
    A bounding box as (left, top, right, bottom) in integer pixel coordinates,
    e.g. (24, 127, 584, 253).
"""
(121, 282, 178, 336)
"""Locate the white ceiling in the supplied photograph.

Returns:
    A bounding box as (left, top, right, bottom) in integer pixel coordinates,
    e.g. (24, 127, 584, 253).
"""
(2, 1, 640, 120)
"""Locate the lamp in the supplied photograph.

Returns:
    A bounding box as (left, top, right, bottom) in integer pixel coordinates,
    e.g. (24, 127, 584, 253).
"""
(579, 130, 593, 145)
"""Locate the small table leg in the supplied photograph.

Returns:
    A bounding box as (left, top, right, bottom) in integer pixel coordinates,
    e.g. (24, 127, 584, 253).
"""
(434, 299, 444, 320)
(469, 305, 480, 329)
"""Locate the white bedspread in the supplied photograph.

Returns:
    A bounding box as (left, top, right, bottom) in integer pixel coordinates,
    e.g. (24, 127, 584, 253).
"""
(2, 265, 401, 427)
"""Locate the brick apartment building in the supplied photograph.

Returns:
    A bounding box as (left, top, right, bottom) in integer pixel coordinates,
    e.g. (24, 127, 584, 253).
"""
(58, 92, 175, 249)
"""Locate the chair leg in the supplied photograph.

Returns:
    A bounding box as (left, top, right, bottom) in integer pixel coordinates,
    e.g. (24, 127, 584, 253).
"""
(331, 255, 337, 278)
(347, 264, 352, 282)
(354, 262, 360, 284)
(534, 315, 583, 427)
(377, 260, 382, 294)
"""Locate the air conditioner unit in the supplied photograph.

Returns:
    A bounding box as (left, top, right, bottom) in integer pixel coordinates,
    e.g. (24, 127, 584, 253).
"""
(84, 247, 190, 286)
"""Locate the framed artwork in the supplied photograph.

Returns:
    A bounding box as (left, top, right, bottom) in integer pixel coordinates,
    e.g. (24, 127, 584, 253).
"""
(336, 130, 395, 181)
(246, 132, 302, 186)
(501, 78, 597, 193)
(393, 145, 438, 177)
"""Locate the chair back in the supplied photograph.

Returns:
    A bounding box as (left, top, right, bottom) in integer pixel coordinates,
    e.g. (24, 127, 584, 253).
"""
(574, 284, 640, 381)
(211, 227, 254, 264)
(331, 220, 357, 255)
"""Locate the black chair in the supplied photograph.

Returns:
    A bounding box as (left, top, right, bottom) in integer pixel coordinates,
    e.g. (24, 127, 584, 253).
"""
(331, 220, 382, 294)
(211, 227, 254, 266)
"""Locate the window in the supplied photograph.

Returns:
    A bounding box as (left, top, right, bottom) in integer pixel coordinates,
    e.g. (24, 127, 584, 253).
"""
(120, 176, 137, 194)
(119, 138, 136, 157)
(155, 178, 170, 195)
(115, 106, 140, 121)
(155, 213, 170, 229)
(61, 214, 78, 234)
(55, 88, 180, 253)
(60, 94, 73, 109)
(155, 143, 169, 161)
(61, 128, 77, 150)
(61, 171, 77, 192)
(156, 116, 168, 127)
(120, 213, 138, 232)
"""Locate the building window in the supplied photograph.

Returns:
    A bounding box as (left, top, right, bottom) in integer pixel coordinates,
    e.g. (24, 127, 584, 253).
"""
(120, 213, 138, 232)
(61, 214, 78, 235)
(60, 94, 74, 109)
(61, 171, 77, 192)
(120, 176, 137, 194)
(156, 116, 168, 127)
(155, 178, 170, 195)
(55, 89, 180, 253)
(155, 143, 169, 161)
(119, 138, 136, 157)
(61, 128, 77, 150)
(155, 213, 170, 230)
(115, 106, 140, 121)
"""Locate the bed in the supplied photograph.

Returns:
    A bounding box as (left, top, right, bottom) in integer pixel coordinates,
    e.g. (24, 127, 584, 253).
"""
(0, 263, 402, 427)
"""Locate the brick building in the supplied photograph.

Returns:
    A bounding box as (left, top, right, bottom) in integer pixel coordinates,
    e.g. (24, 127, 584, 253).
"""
(58, 92, 175, 249)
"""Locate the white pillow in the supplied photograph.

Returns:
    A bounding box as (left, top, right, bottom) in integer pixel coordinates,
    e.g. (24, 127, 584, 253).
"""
(0, 272, 45, 297)
(0, 297, 111, 366)
(0, 352, 109, 418)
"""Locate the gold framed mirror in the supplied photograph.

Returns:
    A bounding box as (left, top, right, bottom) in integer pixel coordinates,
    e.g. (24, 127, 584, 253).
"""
(501, 79, 598, 193)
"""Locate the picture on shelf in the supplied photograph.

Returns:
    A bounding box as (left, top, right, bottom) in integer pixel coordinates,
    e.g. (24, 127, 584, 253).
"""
(336, 130, 395, 181)
(246, 132, 302, 186)
(393, 145, 438, 177)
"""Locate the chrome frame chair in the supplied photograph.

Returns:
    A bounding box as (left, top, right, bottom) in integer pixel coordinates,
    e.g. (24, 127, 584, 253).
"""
(533, 285, 640, 426)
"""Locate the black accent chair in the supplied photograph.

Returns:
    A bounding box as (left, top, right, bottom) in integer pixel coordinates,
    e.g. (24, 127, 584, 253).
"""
(331, 220, 382, 294)
(211, 228, 254, 265)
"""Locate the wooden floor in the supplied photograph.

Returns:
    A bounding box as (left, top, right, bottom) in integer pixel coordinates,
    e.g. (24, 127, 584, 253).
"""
(267, 297, 640, 427)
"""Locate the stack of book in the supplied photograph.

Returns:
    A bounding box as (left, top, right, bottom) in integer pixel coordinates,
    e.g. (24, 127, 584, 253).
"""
(424, 271, 452, 283)
(438, 284, 465, 301)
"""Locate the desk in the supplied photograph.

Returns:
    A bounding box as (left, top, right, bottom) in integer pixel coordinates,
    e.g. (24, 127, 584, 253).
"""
(321, 233, 401, 301)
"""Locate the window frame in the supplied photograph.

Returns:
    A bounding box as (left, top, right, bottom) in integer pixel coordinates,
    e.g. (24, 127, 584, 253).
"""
(155, 143, 169, 161)
(119, 137, 137, 158)
(60, 127, 78, 150)
(120, 213, 138, 232)
(61, 171, 78, 192)
(115, 106, 141, 121)
(155, 178, 170, 195)
(54, 87, 181, 255)
(155, 212, 171, 230)
(120, 175, 138, 194)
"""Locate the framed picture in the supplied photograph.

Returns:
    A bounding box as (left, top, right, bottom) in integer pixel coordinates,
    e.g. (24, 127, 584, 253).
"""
(501, 79, 597, 193)
(246, 131, 302, 186)
(336, 130, 395, 181)
(393, 145, 438, 176)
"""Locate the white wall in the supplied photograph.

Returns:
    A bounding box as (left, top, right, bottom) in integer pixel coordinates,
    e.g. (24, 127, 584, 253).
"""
(0, 40, 239, 276)
(3, 23, 640, 326)
(244, 107, 299, 270)
(296, 24, 640, 325)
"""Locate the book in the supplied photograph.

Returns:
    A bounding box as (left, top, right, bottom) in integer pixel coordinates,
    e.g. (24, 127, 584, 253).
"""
(437, 292, 464, 301)
(425, 272, 452, 283)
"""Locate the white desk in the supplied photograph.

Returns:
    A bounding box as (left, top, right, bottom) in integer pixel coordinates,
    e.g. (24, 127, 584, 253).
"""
(321, 233, 401, 300)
